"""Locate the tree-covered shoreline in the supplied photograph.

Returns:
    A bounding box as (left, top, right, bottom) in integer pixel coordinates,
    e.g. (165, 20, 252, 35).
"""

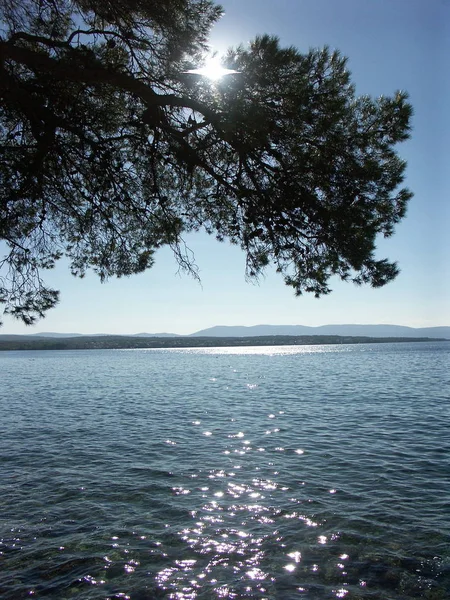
(0, 335, 445, 351)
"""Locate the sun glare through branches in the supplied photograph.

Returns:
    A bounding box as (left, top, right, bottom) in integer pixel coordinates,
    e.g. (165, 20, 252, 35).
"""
(185, 56, 239, 80)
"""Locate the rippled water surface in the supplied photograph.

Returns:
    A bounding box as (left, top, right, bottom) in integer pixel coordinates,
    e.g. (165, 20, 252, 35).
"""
(1, 342, 449, 599)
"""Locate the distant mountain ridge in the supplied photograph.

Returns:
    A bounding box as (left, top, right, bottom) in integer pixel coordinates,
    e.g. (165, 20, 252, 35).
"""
(189, 324, 450, 338)
(133, 332, 181, 338)
(28, 331, 181, 338)
(3, 324, 449, 339)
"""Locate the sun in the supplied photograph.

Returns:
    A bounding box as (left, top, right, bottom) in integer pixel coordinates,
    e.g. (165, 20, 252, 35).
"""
(185, 57, 239, 81)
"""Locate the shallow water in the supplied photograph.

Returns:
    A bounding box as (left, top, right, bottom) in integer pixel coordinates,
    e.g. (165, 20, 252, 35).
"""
(1, 342, 449, 599)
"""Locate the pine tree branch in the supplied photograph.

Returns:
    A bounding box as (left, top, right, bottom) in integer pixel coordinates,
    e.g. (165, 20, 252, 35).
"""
(0, 40, 221, 123)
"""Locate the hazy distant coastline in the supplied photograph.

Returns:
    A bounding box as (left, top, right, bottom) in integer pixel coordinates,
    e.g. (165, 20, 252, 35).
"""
(0, 334, 447, 352)
(2, 323, 450, 340)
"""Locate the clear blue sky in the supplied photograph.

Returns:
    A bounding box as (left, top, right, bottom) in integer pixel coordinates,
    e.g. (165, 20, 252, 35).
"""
(2, 0, 449, 334)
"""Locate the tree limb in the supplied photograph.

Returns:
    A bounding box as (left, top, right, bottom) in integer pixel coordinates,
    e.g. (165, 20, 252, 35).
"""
(0, 40, 221, 123)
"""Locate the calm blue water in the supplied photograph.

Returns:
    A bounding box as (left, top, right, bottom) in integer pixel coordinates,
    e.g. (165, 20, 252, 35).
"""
(0, 342, 449, 599)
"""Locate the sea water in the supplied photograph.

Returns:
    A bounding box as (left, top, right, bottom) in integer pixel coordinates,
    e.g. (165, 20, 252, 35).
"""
(1, 342, 449, 599)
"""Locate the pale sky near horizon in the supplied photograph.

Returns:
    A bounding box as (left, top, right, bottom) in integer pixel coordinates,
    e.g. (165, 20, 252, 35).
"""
(1, 0, 449, 335)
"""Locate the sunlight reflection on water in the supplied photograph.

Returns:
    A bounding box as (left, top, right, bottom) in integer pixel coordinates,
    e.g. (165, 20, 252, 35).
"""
(139, 344, 352, 355)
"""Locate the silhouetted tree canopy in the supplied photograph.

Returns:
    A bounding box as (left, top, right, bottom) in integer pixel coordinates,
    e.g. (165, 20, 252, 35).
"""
(0, 0, 413, 325)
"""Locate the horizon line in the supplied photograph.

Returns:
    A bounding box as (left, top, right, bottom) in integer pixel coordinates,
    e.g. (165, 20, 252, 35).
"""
(1, 322, 449, 337)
